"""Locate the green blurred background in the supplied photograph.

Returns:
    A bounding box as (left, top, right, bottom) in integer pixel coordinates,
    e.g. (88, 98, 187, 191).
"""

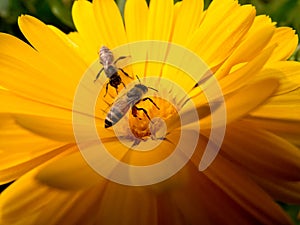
(0, 0, 299, 59)
(1, 0, 300, 35)
(0, 0, 299, 223)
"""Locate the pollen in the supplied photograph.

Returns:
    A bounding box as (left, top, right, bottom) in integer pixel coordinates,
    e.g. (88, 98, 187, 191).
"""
(128, 97, 177, 140)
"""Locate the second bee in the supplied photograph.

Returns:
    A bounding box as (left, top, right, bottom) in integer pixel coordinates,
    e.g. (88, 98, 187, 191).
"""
(94, 46, 131, 97)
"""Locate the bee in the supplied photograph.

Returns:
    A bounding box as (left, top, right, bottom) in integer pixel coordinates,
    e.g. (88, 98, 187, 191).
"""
(105, 77, 160, 128)
(94, 46, 131, 97)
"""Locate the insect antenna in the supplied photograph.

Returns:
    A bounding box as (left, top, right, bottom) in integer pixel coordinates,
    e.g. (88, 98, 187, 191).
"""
(135, 74, 158, 92)
(148, 86, 158, 92)
(136, 75, 141, 83)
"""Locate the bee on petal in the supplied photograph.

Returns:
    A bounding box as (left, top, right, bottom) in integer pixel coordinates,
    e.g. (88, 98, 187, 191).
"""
(94, 46, 131, 97)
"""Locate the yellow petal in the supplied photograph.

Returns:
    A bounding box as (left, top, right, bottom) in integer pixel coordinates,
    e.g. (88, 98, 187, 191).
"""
(167, 164, 213, 224)
(242, 117, 300, 147)
(218, 44, 277, 95)
(49, 26, 95, 65)
(0, 90, 114, 141)
(216, 17, 275, 78)
(36, 151, 105, 190)
(108, 139, 176, 166)
(93, 0, 127, 48)
(0, 145, 72, 186)
(266, 27, 298, 62)
(2, 160, 156, 225)
(249, 15, 273, 32)
(47, 25, 79, 53)
(0, 114, 61, 154)
(0, 171, 61, 225)
(14, 114, 75, 142)
(157, 193, 190, 225)
(123, 0, 149, 79)
(200, 78, 279, 129)
(0, 90, 73, 141)
(97, 182, 156, 225)
(18, 15, 87, 78)
(222, 123, 300, 181)
(14, 109, 111, 142)
(172, 1, 182, 26)
(188, 1, 255, 67)
(203, 156, 293, 225)
(0, 114, 68, 184)
(171, 161, 292, 224)
(0, 33, 79, 107)
(223, 78, 278, 124)
(171, 0, 203, 45)
(276, 132, 300, 148)
(0, 53, 74, 108)
(140, 0, 174, 77)
(258, 61, 300, 95)
(251, 88, 300, 121)
(252, 175, 300, 204)
(124, 0, 148, 42)
(147, 0, 174, 41)
(0, 90, 71, 119)
(0, 163, 105, 225)
(72, 0, 103, 53)
(0, 33, 41, 65)
(246, 15, 297, 65)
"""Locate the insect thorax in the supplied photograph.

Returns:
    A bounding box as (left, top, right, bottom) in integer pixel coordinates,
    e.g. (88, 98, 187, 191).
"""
(105, 65, 118, 78)
(126, 84, 148, 100)
(135, 84, 148, 94)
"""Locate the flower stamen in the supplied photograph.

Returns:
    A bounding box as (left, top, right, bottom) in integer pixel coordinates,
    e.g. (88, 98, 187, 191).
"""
(129, 97, 177, 140)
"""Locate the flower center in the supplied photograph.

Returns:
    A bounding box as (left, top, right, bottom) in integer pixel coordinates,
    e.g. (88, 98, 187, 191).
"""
(128, 97, 177, 140)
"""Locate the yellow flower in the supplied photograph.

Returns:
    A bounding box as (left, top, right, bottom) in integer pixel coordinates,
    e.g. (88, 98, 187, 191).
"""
(1, 0, 300, 224)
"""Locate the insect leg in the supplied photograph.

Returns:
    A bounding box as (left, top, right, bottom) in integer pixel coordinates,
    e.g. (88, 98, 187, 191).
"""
(132, 105, 151, 121)
(100, 99, 112, 116)
(94, 68, 104, 82)
(141, 97, 160, 110)
(121, 81, 126, 88)
(114, 56, 127, 64)
(118, 68, 132, 78)
(104, 82, 109, 97)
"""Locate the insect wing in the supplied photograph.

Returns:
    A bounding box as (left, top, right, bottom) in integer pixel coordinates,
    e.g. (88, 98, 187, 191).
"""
(106, 97, 131, 127)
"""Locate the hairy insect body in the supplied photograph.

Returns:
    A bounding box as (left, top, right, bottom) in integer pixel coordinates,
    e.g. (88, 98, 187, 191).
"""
(94, 46, 130, 97)
(99, 46, 114, 67)
(105, 83, 159, 128)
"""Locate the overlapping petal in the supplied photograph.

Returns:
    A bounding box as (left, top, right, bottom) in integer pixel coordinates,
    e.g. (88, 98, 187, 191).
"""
(171, 0, 203, 45)
(18, 15, 87, 78)
(221, 123, 300, 181)
(93, 0, 127, 48)
(0, 114, 69, 184)
(124, 0, 148, 42)
(0, 33, 76, 108)
(72, 0, 102, 54)
(187, 0, 256, 67)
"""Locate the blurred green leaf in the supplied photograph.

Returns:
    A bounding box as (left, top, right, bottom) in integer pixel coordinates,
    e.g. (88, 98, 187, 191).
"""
(204, 0, 212, 9)
(47, 0, 74, 28)
(116, 0, 126, 17)
(279, 203, 300, 225)
(0, 0, 9, 18)
(290, 46, 300, 61)
(0, 0, 74, 37)
(239, 0, 300, 39)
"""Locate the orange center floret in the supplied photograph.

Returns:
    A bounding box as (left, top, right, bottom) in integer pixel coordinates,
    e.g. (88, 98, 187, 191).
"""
(128, 97, 177, 139)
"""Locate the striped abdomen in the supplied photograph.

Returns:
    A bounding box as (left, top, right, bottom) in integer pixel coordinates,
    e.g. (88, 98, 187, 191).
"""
(105, 98, 131, 128)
